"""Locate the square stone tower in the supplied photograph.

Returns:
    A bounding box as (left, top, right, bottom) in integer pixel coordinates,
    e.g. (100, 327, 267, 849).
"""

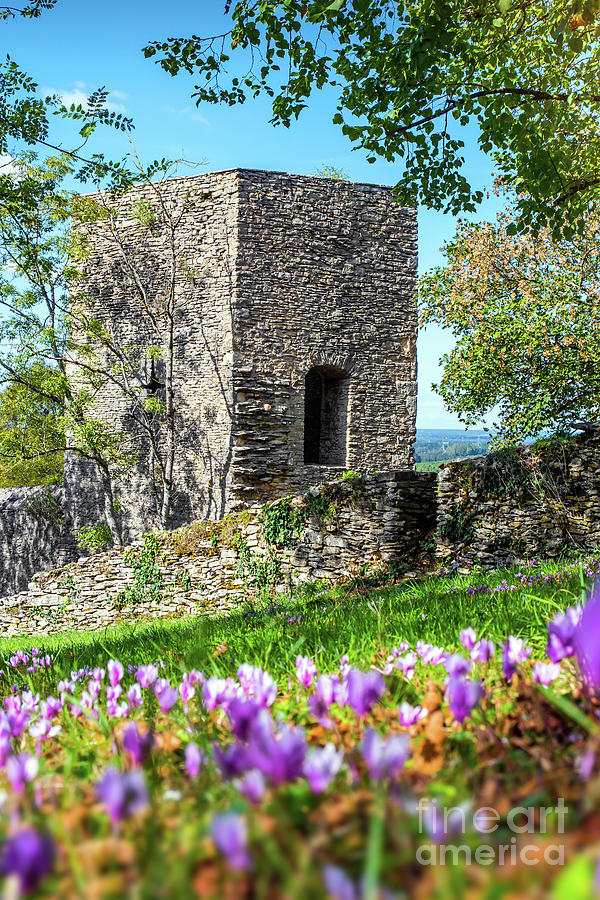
(65, 169, 418, 537)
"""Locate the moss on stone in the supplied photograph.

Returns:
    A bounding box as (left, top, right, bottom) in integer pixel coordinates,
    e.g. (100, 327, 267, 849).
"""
(166, 510, 254, 558)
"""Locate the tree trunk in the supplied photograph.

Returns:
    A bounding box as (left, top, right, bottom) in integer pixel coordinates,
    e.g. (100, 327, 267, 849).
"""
(97, 459, 122, 545)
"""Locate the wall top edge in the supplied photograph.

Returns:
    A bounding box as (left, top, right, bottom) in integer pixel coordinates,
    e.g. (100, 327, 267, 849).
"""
(77, 167, 416, 206)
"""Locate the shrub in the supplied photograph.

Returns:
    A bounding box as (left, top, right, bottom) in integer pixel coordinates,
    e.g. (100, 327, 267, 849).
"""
(76, 523, 113, 553)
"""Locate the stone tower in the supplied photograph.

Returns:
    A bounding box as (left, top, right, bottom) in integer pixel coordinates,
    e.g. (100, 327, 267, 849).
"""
(65, 169, 418, 538)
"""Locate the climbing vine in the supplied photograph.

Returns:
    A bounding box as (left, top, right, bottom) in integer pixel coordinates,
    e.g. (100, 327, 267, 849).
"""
(234, 538, 282, 591)
(439, 501, 477, 545)
(259, 499, 305, 549)
(117, 532, 164, 606)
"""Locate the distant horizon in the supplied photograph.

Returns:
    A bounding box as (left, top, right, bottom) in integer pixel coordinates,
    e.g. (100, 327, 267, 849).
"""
(416, 427, 492, 434)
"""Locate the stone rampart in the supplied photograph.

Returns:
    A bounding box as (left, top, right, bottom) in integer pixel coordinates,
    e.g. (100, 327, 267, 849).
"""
(0, 471, 436, 637)
(437, 431, 600, 571)
(0, 487, 80, 596)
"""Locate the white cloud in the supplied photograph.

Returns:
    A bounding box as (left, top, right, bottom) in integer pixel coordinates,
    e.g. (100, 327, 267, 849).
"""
(163, 104, 212, 129)
(42, 82, 128, 114)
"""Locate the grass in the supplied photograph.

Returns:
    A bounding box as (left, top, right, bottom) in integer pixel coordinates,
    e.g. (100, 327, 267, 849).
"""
(0, 552, 588, 692)
(415, 460, 445, 472)
(1, 550, 598, 897)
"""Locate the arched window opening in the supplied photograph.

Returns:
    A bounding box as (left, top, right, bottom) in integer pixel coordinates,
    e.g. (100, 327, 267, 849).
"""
(303, 365, 349, 465)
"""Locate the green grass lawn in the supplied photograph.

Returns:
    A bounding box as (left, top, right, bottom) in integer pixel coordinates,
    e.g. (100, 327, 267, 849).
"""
(1, 552, 588, 690)
(415, 460, 445, 472)
(0, 551, 598, 898)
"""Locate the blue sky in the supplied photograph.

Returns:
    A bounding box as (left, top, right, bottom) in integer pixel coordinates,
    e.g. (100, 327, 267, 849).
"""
(4, 1, 503, 429)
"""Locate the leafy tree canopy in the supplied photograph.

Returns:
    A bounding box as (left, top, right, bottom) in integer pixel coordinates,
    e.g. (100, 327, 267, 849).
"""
(146, 0, 600, 233)
(0, 0, 137, 217)
(0, 370, 64, 487)
(419, 201, 600, 443)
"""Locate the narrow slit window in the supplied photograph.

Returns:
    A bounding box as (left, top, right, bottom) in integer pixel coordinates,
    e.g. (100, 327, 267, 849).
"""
(303, 365, 349, 465)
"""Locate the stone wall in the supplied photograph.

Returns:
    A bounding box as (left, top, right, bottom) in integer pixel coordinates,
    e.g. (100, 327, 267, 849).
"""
(228, 171, 418, 509)
(66, 169, 418, 540)
(437, 431, 600, 571)
(67, 169, 241, 539)
(0, 472, 436, 637)
(0, 487, 80, 596)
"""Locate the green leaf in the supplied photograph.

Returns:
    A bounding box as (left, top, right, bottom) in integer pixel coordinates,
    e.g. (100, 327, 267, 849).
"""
(536, 686, 600, 736)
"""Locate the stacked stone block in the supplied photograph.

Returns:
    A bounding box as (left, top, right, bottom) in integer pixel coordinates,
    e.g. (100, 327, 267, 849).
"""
(67, 169, 418, 540)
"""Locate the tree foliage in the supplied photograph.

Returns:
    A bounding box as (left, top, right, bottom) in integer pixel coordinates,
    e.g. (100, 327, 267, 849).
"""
(0, 152, 203, 536)
(0, 0, 135, 219)
(145, 0, 600, 231)
(0, 373, 64, 487)
(419, 202, 600, 443)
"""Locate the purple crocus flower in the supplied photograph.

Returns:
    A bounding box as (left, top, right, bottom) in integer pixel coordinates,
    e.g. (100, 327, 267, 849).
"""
(107, 660, 124, 687)
(6, 753, 38, 793)
(153, 679, 178, 714)
(445, 677, 484, 723)
(96, 767, 149, 824)
(573, 593, 600, 692)
(471, 639, 495, 664)
(347, 669, 384, 717)
(29, 717, 60, 742)
(237, 664, 277, 707)
(460, 628, 477, 651)
(21, 692, 39, 715)
(501, 636, 532, 681)
(361, 729, 409, 780)
(547, 606, 582, 663)
(178, 675, 195, 706)
(213, 742, 250, 779)
(308, 693, 334, 729)
(237, 663, 259, 694)
(87, 679, 102, 701)
(398, 702, 427, 727)
(308, 675, 336, 728)
(202, 677, 240, 711)
(296, 655, 318, 687)
(303, 743, 344, 793)
(332, 674, 349, 706)
(444, 654, 472, 678)
(122, 724, 154, 766)
(396, 651, 417, 680)
(313, 674, 335, 706)
(185, 742, 205, 777)
(322, 864, 360, 900)
(136, 664, 159, 688)
(0, 828, 54, 894)
(187, 668, 205, 686)
(41, 696, 62, 720)
(339, 654, 351, 679)
(126, 684, 143, 709)
(246, 724, 306, 786)
(211, 813, 251, 870)
(416, 642, 446, 666)
(532, 662, 561, 686)
(227, 698, 262, 741)
(235, 769, 266, 805)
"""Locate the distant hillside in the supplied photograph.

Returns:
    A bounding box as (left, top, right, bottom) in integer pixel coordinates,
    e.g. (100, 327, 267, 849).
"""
(415, 429, 490, 470)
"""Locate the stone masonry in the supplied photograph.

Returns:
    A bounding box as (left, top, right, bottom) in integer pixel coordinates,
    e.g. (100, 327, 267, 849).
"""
(437, 430, 600, 571)
(0, 487, 78, 597)
(0, 472, 436, 637)
(67, 169, 418, 541)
